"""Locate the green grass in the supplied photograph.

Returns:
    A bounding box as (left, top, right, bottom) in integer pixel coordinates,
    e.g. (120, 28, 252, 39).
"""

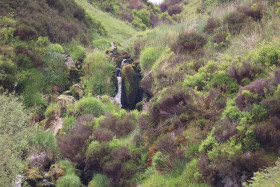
(75, 0, 137, 48)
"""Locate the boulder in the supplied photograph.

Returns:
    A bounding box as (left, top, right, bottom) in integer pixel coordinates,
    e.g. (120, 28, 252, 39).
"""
(70, 83, 84, 99)
(57, 95, 76, 109)
(28, 152, 52, 170)
(140, 71, 153, 96)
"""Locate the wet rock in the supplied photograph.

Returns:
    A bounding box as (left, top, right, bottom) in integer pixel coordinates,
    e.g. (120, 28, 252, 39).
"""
(121, 64, 138, 108)
(140, 71, 153, 96)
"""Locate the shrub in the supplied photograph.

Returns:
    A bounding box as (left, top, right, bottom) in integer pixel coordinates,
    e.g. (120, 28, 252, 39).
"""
(168, 5, 183, 16)
(111, 147, 130, 162)
(88, 174, 109, 187)
(154, 134, 176, 154)
(58, 115, 93, 165)
(66, 44, 86, 62)
(209, 72, 239, 94)
(57, 174, 81, 187)
(86, 141, 111, 170)
(212, 30, 231, 49)
(204, 18, 220, 34)
(0, 94, 34, 186)
(235, 79, 270, 111)
(171, 31, 207, 54)
(100, 112, 136, 138)
(33, 131, 57, 155)
(42, 52, 69, 91)
(58, 160, 76, 175)
(254, 119, 280, 150)
(93, 128, 114, 142)
(132, 9, 150, 30)
(140, 47, 162, 73)
(75, 97, 105, 117)
(214, 120, 238, 143)
(0, 59, 17, 91)
(252, 43, 280, 67)
(44, 103, 60, 117)
(63, 116, 76, 133)
(84, 52, 116, 96)
(47, 44, 64, 53)
(228, 62, 262, 85)
(223, 10, 248, 34)
(152, 152, 172, 172)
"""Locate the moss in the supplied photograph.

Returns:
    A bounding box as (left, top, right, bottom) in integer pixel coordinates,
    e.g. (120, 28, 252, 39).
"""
(122, 64, 138, 108)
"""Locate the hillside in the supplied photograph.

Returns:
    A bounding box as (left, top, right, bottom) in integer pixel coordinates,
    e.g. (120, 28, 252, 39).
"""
(75, 0, 137, 47)
(1, 0, 280, 187)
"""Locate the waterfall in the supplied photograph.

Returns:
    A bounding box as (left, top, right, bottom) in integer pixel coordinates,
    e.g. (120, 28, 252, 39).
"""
(115, 67, 122, 108)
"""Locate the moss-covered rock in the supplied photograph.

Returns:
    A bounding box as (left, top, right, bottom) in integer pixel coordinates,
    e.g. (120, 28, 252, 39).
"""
(121, 64, 139, 108)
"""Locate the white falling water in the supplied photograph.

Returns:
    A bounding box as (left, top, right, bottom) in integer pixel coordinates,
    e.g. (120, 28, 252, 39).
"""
(115, 77, 122, 108)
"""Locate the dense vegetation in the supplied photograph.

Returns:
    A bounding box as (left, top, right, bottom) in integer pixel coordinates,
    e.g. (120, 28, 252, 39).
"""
(1, 0, 280, 186)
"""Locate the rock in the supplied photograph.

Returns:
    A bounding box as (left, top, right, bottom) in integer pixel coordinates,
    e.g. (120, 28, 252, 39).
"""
(70, 83, 84, 99)
(28, 152, 52, 170)
(44, 115, 63, 135)
(48, 164, 64, 180)
(64, 55, 76, 68)
(57, 95, 76, 109)
(140, 71, 153, 96)
(111, 42, 117, 51)
(121, 65, 137, 107)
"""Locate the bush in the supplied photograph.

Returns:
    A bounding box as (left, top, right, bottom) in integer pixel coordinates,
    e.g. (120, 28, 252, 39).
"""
(84, 52, 116, 96)
(88, 174, 109, 187)
(42, 52, 69, 91)
(75, 97, 105, 117)
(204, 18, 220, 34)
(252, 43, 280, 67)
(154, 134, 176, 154)
(0, 59, 17, 91)
(93, 128, 114, 142)
(140, 47, 162, 73)
(171, 31, 207, 54)
(58, 160, 76, 175)
(66, 45, 86, 62)
(223, 10, 248, 34)
(152, 152, 172, 172)
(57, 174, 81, 187)
(44, 103, 60, 117)
(168, 5, 183, 16)
(86, 141, 111, 170)
(228, 62, 262, 85)
(132, 9, 150, 30)
(212, 29, 231, 49)
(58, 115, 94, 165)
(33, 131, 57, 155)
(209, 72, 239, 94)
(100, 112, 136, 138)
(63, 116, 76, 133)
(47, 44, 64, 53)
(0, 94, 34, 186)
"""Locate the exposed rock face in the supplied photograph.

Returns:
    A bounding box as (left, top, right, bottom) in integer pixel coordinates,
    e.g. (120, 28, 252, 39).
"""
(140, 71, 153, 96)
(44, 115, 64, 136)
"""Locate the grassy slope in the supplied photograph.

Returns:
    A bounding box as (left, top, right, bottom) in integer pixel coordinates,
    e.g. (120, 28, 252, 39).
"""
(75, 0, 137, 46)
